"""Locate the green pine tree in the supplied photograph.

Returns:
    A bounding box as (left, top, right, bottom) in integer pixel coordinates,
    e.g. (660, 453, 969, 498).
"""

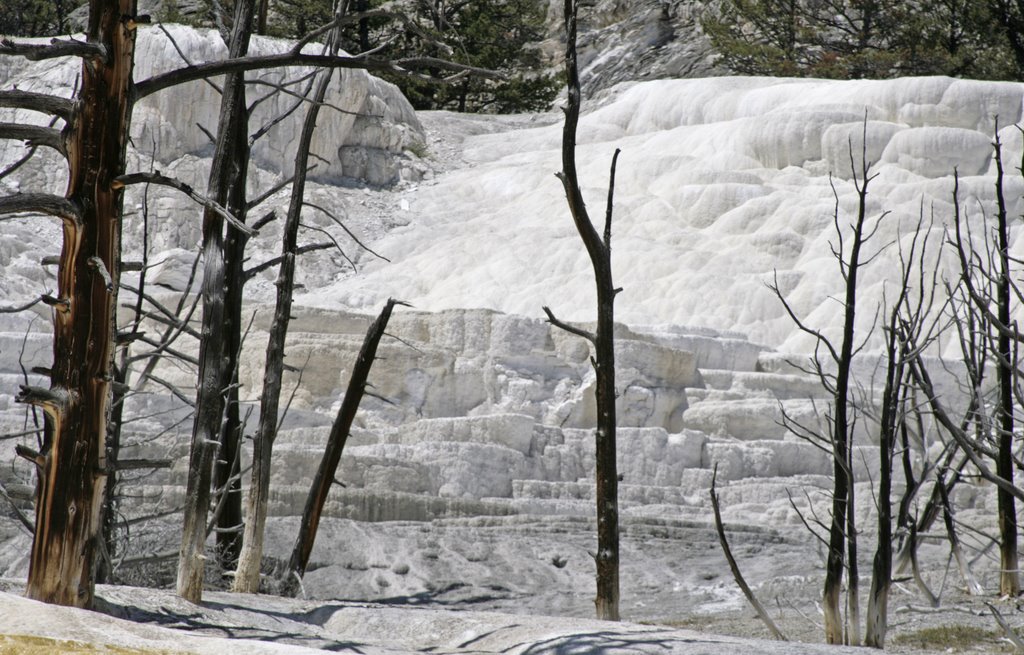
(266, 0, 559, 113)
(0, 0, 84, 36)
(703, 0, 1022, 81)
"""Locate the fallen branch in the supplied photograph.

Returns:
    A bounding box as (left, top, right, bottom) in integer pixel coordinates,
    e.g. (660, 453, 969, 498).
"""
(286, 298, 407, 583)
(710, 464, 787, 641)
(987, 602, 1024, 652)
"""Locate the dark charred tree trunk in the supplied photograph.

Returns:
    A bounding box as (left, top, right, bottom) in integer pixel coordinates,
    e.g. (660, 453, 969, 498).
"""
(0, 0, 138, 608)
(177, 0, 255, 603)
(864, 216, 928, 647)
(213, 4, 255, 576)
(286, 298, 403, 583)
(232, 48, 336, 593)
(356, 0, 370, 52)
(822, 164, 871, 645)
(541, 0, 621, 622)
(846, 448, 860, 645)
(257, 0, 269, 34)
(992, 135, 1019, 597)
(864, 351, 899, 647)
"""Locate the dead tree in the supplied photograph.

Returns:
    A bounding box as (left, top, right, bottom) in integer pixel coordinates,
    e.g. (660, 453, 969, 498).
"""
(175, 0, 256, 603)
(990, 133, 1019, 596)
(541, 0, 621, 622)
(232, 13, 343, 593)
(771, 133, 884, 644)
(864, 211, 936, 648)
(213, 16, 256, 571)
(0, 0, 138, 608)
(285, 298, 404, 585)
(935, 155, 1024, 598)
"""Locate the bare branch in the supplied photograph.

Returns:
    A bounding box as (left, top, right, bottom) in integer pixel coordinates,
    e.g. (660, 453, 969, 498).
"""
(135, 51, 495, 100)
(0, 297, 42, 314)
(115, 458, 172, 471)
(15, 443, 43, 468)
(304, 201, 389, 262)
(542, 305, 595, 344)
(0, 123, 65, 155)
(0, 481, 34, 533)
(0, 36, 105, 61)
(0, 145, 41, 182)
(138, 372, 196, 408)
(0, 91, 73, 119)
(298, 222, 355, 270)
(16, 385, 67, 414)
(87, 256, 114, 291)
(710, 465, 787, 641)
(247, 173, 303, 211)
(155, 22, 221, 95)
(244, 242, 334, 281)
(0, 193, 80, 223)
(114, 171, 255, 236)
(986, 602, 1024, 650)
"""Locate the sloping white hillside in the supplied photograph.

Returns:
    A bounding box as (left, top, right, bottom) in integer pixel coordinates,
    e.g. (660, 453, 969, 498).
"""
(310, 76, 1024, 352)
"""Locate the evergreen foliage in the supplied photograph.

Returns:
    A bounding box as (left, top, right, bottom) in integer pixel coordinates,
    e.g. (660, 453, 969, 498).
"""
(703, 0, 1022, 81)
(269, 0, 559, 113)
(0, 0, 85, 36)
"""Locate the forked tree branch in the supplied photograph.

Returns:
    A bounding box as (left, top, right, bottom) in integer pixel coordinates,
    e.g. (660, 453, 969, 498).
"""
(114, 172, 255, 236)
(542, 305, 596, 344)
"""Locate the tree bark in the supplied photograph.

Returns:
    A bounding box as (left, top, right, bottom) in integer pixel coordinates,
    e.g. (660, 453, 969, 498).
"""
(232, 16, 340, 594)
(992, 135, 1019, 597)
(213, 0, 255, 576)
(865, 325, 904, 647)
(11, 0, 138, 608)
(286, 299, 402, 582)
(551, 0, 620, 621)
(823, 156, 872, 644)
(176, 0, 255, 603)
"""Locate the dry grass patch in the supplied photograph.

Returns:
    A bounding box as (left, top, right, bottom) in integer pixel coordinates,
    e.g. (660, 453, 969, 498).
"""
(0, 634, 183, 654)
(890, 624, 1010, 653)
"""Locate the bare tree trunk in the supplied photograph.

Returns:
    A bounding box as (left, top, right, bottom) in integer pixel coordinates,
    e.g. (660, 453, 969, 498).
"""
(286, 298, 403, 583)
(865, 312, 907, 647)
(2, 0, 139, 608)
(847, 448, 860, 646)
(542, 0, 620, 621)
(864, 358, 901, 647)
(824, 149, 873, 644)
(257, 0, 269, 34)
(177, 0, 255, 603)
(992, 135, 1019, 597)
(214, 13, 254, 575)
(233, 29, 338, 592)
